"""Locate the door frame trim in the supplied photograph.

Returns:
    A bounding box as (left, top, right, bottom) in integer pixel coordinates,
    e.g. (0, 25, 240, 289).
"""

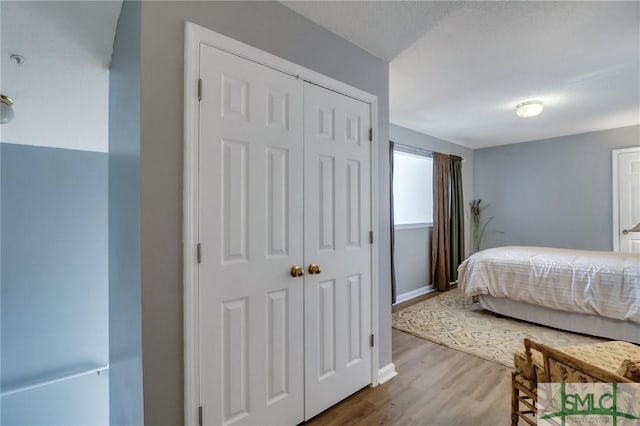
(183, 22, 380, 426)
(612, 146, 640, 252)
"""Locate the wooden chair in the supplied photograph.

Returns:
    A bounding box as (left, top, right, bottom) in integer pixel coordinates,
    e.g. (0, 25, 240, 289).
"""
(511, 338, 638, 426)
(512, 370, 537, 426)
(511, 339, 542, 426)
(529, 338, 635, 384)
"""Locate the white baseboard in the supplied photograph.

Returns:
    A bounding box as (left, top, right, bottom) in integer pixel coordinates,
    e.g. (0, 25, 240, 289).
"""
(395, 285, 434, 304)
(377, 362, 398, 385)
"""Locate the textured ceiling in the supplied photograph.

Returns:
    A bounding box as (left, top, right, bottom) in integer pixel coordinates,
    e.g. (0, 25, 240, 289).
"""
(281, 1, 462, 61)
(1, 1, 122, 151)
(282, 1, 640, 148)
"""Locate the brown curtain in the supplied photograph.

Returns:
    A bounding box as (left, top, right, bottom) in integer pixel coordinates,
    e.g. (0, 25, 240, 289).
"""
(431, 153, 451, 291)
(449, 155, 464, 281)
(389, 141, 397, 304)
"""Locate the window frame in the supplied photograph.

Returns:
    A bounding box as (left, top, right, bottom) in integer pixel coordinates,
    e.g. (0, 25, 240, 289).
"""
(392, 144, 433, 229)
(394, 222, 433, 230)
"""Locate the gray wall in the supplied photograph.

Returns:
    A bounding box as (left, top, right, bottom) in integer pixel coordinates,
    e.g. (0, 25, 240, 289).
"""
(474, 125, 640, 250)
(108, 1, 144, 425)
(1, 143, 108, 425)
(394, 227, 431, 297)
(139, 2, 390, 425)
(390, 124, 474, 297)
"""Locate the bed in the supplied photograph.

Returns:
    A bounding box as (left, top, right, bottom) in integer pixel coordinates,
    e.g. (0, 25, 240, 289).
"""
(457, 246, 640, 344)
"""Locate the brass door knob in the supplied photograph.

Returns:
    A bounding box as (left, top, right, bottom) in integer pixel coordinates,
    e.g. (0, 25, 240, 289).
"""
(290, 265, 304, 277)
(308, 264, 322, 275)
(623, 223, 640, 234)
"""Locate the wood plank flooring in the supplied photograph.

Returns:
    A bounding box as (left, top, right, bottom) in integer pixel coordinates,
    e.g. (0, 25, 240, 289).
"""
(304, 329, 512, 426)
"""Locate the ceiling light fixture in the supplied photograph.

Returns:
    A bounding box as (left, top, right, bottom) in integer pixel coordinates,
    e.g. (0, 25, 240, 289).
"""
(1, 95, 15, 124)
(516, 100, 544, 118)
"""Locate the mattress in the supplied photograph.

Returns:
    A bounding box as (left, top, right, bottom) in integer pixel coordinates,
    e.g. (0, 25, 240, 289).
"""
(458, 246, 640, 324)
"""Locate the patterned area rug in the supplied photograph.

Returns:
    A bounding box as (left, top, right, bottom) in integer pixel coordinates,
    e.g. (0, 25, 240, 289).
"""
(392, 288, 604, 368)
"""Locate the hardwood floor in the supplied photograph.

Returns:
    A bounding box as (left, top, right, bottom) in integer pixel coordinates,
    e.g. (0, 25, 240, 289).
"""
(304, 329, 512, 426)
(391, 290, 440, 313)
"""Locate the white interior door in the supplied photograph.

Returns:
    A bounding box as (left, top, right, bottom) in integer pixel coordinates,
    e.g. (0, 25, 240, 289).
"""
(198, 44, 304, 426)
(616, 148, 640, 253)
(303, 82, 372, 420)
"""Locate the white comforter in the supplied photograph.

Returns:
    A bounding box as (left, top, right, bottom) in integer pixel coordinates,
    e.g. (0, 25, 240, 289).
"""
(457, 246, 640, 324)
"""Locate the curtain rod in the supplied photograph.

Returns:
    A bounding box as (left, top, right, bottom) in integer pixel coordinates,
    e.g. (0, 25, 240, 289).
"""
(391, 141, 464, 161)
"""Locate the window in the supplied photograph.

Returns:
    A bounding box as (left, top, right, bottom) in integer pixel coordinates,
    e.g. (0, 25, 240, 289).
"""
(393, 149, 433, 228)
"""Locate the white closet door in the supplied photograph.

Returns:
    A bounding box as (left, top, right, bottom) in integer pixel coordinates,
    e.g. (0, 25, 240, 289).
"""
(618, 150, 640, 253)
(198, 44, 304, 426)
(303, 82, 372, 420)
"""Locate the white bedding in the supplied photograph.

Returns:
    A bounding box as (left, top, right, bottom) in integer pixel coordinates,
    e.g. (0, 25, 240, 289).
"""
(457, 246, 640, 324)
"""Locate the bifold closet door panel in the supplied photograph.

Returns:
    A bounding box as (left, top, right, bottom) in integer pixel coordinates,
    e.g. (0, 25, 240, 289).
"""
(303, 82, 373, 421)
(197, 44, 304, 426)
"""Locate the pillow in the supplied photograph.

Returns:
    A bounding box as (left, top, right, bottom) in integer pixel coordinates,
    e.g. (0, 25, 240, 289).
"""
(616, 359, 640, 382)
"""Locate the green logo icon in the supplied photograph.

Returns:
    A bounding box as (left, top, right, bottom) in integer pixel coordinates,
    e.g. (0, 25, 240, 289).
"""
(538, 383, 640, 425)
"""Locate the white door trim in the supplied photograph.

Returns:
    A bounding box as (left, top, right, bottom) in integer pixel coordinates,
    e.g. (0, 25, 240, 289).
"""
(183, 22, 380, 426)
(184, 23, 200, 426)
(612, 147, 640, 252)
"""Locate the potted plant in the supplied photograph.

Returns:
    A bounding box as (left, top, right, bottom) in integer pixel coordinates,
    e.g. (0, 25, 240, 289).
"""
(469, 199, 494, 253)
